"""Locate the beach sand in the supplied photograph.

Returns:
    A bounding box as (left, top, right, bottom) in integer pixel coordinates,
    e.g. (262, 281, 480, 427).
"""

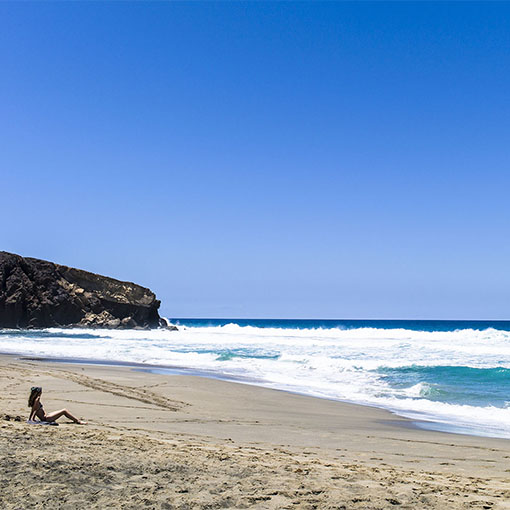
(1, 354, 509, 509)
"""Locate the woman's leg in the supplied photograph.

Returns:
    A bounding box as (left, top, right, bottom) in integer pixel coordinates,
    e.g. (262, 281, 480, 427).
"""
(44, 408, 84, 424)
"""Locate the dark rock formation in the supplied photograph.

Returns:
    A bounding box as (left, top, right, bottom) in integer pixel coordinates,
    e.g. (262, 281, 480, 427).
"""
(0, 252, 167, 329)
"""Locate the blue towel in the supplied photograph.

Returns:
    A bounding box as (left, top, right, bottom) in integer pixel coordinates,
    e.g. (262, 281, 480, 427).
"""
(26, 420, 59, 426)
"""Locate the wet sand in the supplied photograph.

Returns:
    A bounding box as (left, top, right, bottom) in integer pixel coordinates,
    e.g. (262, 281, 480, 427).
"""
(1, 354, 510, 509)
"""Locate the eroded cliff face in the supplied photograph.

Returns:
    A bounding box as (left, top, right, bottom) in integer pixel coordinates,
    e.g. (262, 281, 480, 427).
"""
(0, 252, 164, 329)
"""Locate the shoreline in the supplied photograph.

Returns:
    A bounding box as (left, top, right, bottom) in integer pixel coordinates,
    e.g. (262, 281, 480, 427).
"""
(3, 323, 510, 442)
(2, 353, 510, 508)
(4, 351, 507, 441)
(3, 350, 510, 450)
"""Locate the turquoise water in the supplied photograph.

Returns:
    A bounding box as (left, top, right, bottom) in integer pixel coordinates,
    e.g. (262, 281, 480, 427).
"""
(378, 365, 510, 408)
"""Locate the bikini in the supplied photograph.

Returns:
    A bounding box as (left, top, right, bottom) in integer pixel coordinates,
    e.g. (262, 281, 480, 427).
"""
(35, 402, 46, 420)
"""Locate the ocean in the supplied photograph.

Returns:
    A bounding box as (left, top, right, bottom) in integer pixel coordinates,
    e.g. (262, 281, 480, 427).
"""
(2, 318, 510, 439)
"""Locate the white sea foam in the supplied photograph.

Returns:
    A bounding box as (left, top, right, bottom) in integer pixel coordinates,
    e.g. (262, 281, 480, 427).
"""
(2, 324, 510, 437)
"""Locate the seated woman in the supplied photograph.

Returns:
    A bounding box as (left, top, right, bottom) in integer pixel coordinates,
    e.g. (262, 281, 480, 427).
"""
(28, 386, 86, 424)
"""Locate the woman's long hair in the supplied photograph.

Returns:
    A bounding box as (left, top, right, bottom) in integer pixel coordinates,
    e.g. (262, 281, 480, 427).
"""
(28, 387, 42, 408)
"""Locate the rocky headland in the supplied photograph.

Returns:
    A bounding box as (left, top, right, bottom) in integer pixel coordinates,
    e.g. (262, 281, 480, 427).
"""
(0, 251, 169, 329)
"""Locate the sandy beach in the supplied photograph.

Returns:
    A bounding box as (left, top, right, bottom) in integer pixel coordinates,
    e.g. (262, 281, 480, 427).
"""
(1, 354, 509, 509)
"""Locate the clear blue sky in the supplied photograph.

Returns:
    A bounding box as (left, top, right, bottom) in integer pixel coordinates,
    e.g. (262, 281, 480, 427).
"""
(1, 2, 509, 319)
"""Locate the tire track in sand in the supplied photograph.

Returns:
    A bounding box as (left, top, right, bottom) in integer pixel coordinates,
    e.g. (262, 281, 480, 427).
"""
(53, 369, 188, 412)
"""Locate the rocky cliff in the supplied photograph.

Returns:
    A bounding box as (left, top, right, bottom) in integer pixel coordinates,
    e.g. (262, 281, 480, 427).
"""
(0, 252, 166, 329)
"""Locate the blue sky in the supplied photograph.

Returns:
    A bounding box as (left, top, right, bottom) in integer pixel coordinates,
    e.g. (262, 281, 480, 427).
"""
(1, 2, 509, 319)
